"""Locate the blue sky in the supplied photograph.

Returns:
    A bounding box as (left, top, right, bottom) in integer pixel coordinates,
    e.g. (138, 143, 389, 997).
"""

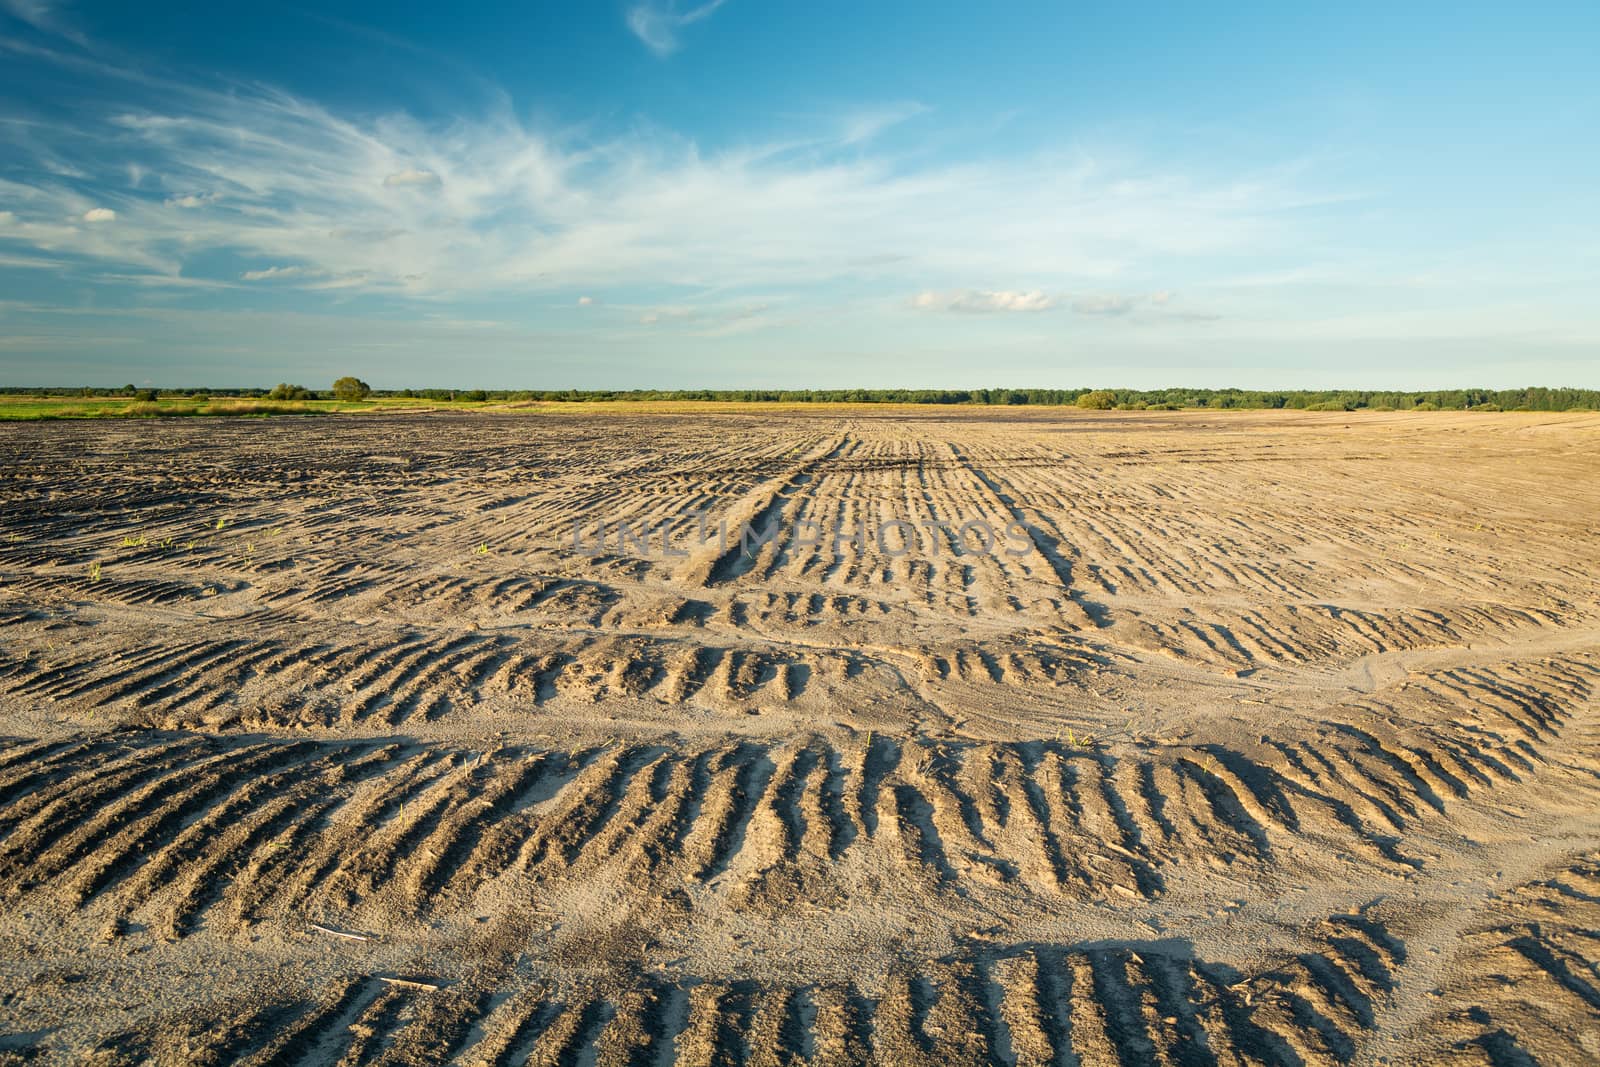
(0, 1, 1595, 389)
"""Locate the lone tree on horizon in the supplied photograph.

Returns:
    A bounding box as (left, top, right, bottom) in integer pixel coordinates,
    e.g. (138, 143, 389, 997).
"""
(332, 376, 372, 401)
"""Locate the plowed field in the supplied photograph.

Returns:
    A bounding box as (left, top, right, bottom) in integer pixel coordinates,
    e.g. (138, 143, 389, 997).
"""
(1, 407, 1597, 1065)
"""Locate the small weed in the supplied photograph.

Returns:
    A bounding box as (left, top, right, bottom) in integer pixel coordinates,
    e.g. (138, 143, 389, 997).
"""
(1061, 726, 1094, 748)
(120, 534, 149, 548)
(215, 517, 229, 531)
(87, 561, 102, 582)
(473, 542, 491, 556)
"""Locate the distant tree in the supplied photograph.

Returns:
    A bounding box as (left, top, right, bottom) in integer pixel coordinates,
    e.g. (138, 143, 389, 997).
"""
(133, 388, 158, 402)
(332, 376, 372, 401)
(1075, 390, 1117, 410)
(268, 383, 315, 401)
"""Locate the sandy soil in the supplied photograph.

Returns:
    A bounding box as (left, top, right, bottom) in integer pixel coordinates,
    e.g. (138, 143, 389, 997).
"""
(0, 407, 1597, 1065)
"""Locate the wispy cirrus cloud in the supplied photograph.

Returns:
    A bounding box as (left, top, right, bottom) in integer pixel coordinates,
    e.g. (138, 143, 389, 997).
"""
(910, 288, 1220, 323)
(626, 0, 730, 57)
(0, 0, 86, 45)
(1070, 291, 1219, 321)
(910, 289, 1058, 313)
(0, 39, 1337, 329)
(240, 265, 318, 282)
(382, 168, 441, 188)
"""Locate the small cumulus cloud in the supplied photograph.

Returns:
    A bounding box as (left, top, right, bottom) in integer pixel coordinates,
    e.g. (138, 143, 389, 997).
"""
(383, 168, 441, 188)
(82, 207, 116, 222)
(166, 193, 214, 209)
(626, 0, 728, 57)
(911, 289, 1058, 313)
(577, 295, 594, 306)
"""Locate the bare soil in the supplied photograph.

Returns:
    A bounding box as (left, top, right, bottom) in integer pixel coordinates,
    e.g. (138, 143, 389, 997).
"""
(0, 407, 1597, 1065)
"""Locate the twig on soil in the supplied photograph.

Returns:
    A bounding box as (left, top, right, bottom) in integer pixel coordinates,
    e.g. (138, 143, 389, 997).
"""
(308, 922, 373, 942)
(378, 976, 443, 992)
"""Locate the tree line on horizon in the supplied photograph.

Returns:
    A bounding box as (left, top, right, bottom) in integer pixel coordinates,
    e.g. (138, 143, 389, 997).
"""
(3, 384, 1598, 412)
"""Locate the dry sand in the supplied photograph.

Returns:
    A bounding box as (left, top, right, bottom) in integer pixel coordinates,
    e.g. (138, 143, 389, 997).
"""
(0, 407, 1597, 1064)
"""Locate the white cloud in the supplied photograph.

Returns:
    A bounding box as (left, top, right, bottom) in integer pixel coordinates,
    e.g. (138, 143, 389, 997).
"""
(1070, 291, 1207, 319)
(0, 251, 65, 269)
(383, 168, 441, 188)
(81, 207, 116, 222)
(626, 0, 729, 57)
(639, 306, 694, 326)
(839, 103, 928, 146)
(0, 59, 1335, 309)
(1071, 294, 1135, 316)
(912, 289, 1058, 313)
(1, 1, 86, 45)
(241, 265, 318, 282)
(577, 295, 593, 305)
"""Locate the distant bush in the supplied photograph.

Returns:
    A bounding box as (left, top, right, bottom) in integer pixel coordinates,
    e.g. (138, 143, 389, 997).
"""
(268, 383, 316, 401)
(1075, 390, 1117, 410)
(1414, 401, 1437, 410)
(132, 388, 158, 402)
(1306, 400, 1350, 411)
(332, 376, 372, 401)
